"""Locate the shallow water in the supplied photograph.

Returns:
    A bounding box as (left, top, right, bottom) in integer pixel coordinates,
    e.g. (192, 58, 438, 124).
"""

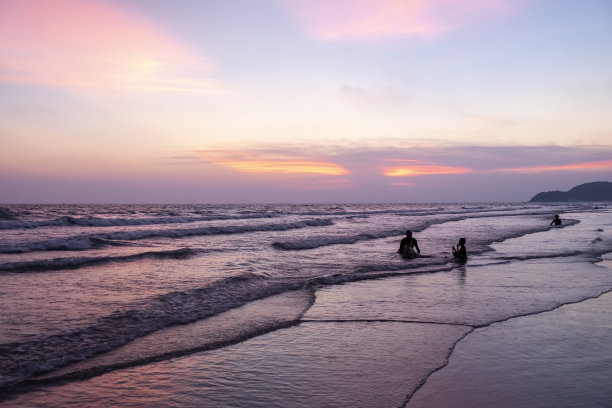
(407, 291, 612, 408)
(8, 322, 470, 408)
(0, 203, 610, 406)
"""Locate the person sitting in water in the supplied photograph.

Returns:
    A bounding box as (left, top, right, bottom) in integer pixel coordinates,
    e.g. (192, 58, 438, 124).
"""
(550, 214, 562, 226)
(452, 237, 467, 261)
(399, 230, 420, 258)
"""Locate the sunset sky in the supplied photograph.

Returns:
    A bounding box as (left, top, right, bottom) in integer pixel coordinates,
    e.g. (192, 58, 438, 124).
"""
(1, 0, 611, 203)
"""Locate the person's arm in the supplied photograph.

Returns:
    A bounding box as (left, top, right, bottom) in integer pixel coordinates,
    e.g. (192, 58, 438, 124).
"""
(413, 238, 420, 253)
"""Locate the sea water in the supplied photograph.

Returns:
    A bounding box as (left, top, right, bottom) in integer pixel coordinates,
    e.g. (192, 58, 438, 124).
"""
(0, 203, 610, 407)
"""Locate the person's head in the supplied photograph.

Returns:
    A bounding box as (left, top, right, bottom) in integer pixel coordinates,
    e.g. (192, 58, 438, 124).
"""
(555, 214, 559, 219)
(405, 230, 412, 237)
(458, 238, 466, 245)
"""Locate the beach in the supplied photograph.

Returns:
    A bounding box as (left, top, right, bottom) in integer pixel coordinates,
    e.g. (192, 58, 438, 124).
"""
(0, 203, 611, 407)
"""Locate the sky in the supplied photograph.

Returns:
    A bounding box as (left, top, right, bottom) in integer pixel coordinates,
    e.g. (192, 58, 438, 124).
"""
(1, 0, 611, 203)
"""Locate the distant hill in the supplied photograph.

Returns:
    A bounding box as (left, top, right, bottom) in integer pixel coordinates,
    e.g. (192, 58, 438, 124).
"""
(530, 181, 612, 202)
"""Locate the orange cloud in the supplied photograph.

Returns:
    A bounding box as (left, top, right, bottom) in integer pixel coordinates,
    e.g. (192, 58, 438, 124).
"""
(197, 150, 349, 176)
(216, 159, 349, 175)
(0, 0, 228, 93)
(496, 160, 612, 173)
(383, 160, 471, 176)
(283, 0, 517, 42)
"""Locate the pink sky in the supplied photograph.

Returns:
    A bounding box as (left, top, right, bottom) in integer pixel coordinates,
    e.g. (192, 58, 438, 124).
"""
(283, 0, 519, 42)
(0, 0, 226, 93)
(0, 0, 611, 203)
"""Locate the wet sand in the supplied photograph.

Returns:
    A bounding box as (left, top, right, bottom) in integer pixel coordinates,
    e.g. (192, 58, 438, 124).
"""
(408, 290, 612, 408)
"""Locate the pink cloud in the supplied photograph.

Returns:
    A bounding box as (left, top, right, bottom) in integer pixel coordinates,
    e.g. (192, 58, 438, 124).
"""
(382, 159, 472, 176)
(195, 149, 350, 176)
(0, 0, 228, 93)
(495, 160, 612, 173)
(283, 0, 519, 42)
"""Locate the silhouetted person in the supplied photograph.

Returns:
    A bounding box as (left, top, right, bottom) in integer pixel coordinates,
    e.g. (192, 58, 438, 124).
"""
(452, 237, 467, 261)
(399, 230, 420, 258)
(550, 215, 562, 226)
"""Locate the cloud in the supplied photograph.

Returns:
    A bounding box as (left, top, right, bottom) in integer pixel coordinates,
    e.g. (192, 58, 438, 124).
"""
(192, 143, 612, 178)
(283, 0, 518, 42)
(194, 149, 349, 176)
(6, 142, 611, 202)
(380, 156, 612, 178)
(495, 160, 612, 174)
(382, 160, 472, 176)
(0, 0, 228, 93)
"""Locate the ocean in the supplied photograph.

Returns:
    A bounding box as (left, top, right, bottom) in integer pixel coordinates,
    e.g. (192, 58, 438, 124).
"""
(0, 203, 611, 407)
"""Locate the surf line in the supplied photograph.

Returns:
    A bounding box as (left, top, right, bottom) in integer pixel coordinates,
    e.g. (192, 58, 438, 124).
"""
(401, 327, 476, 407)
(470, 287, 612, 329)
(299, 318, 472, 328)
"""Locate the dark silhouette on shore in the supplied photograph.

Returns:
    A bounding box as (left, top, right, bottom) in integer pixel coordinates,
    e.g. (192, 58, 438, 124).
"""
(399, 230, 420, 258)
(530, 181, 612, 202)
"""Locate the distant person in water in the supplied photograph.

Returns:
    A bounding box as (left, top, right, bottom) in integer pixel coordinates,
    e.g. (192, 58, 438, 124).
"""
(452, 238, 467, 261)
(399, 230, 420, 258)
(550, 215, 562, 226)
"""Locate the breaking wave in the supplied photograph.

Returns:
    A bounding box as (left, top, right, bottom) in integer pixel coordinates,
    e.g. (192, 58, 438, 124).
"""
(0, 248, 198, 273)
(0, 218, 334, 254)
(0, 273, 305, 389)
(0, 213, 280, 230)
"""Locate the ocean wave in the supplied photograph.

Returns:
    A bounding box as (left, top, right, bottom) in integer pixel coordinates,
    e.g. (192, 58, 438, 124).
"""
(0, 204, 553, 230)
(0, 273, 306, 389)
(26, 289, 316, 388)
(272, 230, 406, 250)
(0, 218, 335, 254)
(494, 251, 584, 262)
(0, 237, 131, 254)
(0, 213, 280, 230)
(271, 214, 579, 252)
(0, 233, 599, 391)
(0, 263, 445, 390)
(0, 207, 18, 220)
(271, 215, 474, 251)
(0, 248, 198, 273)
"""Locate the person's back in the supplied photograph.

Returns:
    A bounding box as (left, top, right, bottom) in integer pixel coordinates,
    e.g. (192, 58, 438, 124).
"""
(550, 215, 562, 226)
(399, 230, 420, 258)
